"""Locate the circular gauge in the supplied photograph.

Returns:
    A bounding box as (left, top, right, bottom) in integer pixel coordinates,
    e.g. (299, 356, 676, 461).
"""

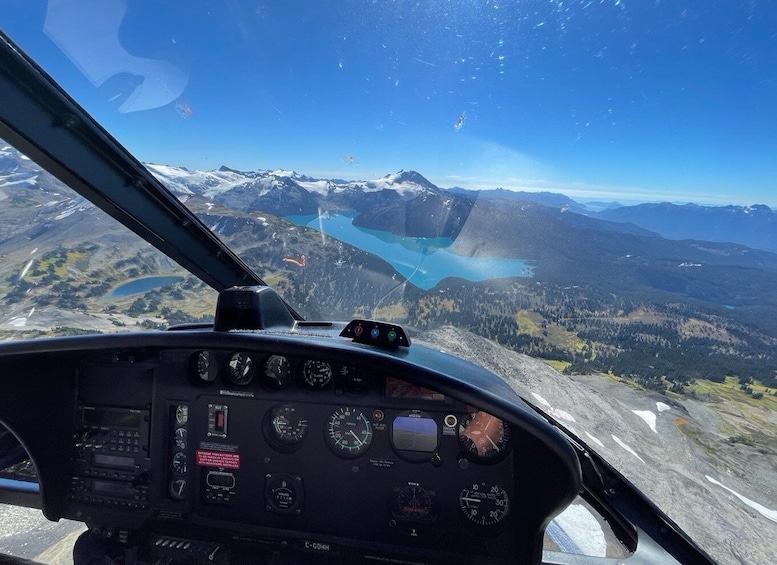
(189, 350, 217, 383)
(263, 355, 293, 388)
(264, 404, 309, 452)
(171, 452, 187, 474)
(457, 411, 511, 463)
(265, 474, 304, 515)
(459, 482, 510, 528)
(302, 360, 333, 390)
(169, 478, 187, 501)
(174, 427, 187, 450)
(174, 405, 188, 425)
(325, 407, 372, 458)
(390, 483, 439, 531)
(226, 352, 255, 385)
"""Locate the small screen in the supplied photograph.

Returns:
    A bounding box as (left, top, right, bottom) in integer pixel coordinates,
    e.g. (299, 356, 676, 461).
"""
(392, 416, 439, 452)
(82, 408, 141, 428)
(92, 480, 133, 497)
(92, 453, 135, 469)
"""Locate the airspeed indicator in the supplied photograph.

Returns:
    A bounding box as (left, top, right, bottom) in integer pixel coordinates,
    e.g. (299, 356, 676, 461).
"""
(325, 407, 372, 458)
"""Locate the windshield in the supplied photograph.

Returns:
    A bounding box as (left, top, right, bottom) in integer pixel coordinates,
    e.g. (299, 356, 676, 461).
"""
(2, 2, 777, 564)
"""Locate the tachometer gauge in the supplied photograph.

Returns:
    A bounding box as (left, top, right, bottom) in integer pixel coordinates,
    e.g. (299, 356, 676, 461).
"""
(264, 404, 308, 452)
(459, 482, 510, 528)
(226, 352, 255, 385)
(390, 482, 439, 532)
(171, 452, 187, 475)
(169, 478, 187, 501)
(325, 407, 372, 458)
(189, 350, 217, 383)
(457, 410, 511, 463)
(262, 355, 292, 388)
(302, 359, 333, 390)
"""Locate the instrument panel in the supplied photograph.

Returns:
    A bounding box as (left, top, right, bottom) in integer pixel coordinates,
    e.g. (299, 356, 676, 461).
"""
(0, 330, 581, 564)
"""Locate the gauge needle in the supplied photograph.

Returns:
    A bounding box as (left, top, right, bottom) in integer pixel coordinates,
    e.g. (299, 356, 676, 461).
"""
(487, 436, 499, 450)
(461, 497, 481, 503)
(349, 430, 363, 445)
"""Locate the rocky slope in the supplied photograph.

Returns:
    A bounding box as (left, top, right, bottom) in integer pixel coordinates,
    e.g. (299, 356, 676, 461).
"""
(418, 326, 777, 565)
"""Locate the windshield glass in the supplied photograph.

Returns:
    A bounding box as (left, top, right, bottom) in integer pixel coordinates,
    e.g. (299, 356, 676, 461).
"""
(2, 2, 777, 564)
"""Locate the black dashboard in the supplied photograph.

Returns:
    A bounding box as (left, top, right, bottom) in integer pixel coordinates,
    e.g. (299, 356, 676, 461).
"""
(0, 323, 581, 564)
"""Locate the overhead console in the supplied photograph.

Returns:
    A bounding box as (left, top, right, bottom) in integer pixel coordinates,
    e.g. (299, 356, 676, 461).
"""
(0, 319, 580, 564)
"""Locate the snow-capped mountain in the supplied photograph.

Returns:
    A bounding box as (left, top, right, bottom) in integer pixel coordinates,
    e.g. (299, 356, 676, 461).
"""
(147, 164, 460, 227)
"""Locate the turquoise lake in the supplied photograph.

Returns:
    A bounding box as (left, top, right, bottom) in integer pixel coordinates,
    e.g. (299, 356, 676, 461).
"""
(109, 276, 184, 298)
(286, 213, 532, 290)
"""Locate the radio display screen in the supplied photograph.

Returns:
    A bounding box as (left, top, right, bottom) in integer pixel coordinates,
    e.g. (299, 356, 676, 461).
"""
(82, 408, 141, 428)
(92, 453, 136, 469)
(92, 480, 134, 497)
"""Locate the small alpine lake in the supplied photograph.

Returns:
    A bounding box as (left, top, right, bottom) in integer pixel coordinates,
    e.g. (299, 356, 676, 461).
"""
(285, 212, 532, 290)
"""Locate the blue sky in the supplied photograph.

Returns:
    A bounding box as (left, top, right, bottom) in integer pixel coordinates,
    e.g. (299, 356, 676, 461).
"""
(3, 0, 777, 206)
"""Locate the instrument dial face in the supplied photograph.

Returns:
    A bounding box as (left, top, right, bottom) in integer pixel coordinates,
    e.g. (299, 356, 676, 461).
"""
(459, 482, 510, 528)
(390, 483, 439, 527)
(190, 350, 217, 383)
(302, 360, 333, 390)
(171, 452, 187, 474)
(265, 474, 304, 515)
(457, 411, 511, 463)
(266, 404, 308, 452)
(174, 427, 187, 450)
(226, 352, 255, 385)
(325, 407, 372, 458)
(174, 405, 188, 425)
(169, 478, 187, 500)
(263, 355, 292, 388)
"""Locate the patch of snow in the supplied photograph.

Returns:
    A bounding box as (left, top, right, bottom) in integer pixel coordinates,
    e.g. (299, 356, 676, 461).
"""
(531, 392, 552, 408)
(0, 175, 38, 187)
(612, 435, 645, 463)
(706, 476, 777, 524)
(8, 317, 27, 327)
(584, 432, 605, 449)
(30, 248, 38, 255)
(550, 504, 607, 557)
(530, 392, 575, 422)
(55, 208, 77, 220)
(19, 259, 34, 280)
(656, 402, 671, 413)
(553, 408, 577, 423)
(631, 410, 657, 433)
(296, 180, 331, 195)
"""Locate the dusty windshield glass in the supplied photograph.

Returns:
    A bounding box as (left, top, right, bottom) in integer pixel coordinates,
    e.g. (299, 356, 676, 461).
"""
(2, 2, 777, 564)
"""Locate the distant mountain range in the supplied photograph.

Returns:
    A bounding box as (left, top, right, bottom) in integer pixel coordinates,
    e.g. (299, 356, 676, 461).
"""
(593, 202, 777, 255)
(145, 163, 776, 254)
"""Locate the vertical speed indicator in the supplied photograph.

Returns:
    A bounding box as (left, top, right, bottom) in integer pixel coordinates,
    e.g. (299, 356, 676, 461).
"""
(325, 407, 372, 458)
(459, 482, 510, 529)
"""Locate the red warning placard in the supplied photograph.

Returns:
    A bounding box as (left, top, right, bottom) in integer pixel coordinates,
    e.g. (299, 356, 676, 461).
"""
(196, 450, 240, 469)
